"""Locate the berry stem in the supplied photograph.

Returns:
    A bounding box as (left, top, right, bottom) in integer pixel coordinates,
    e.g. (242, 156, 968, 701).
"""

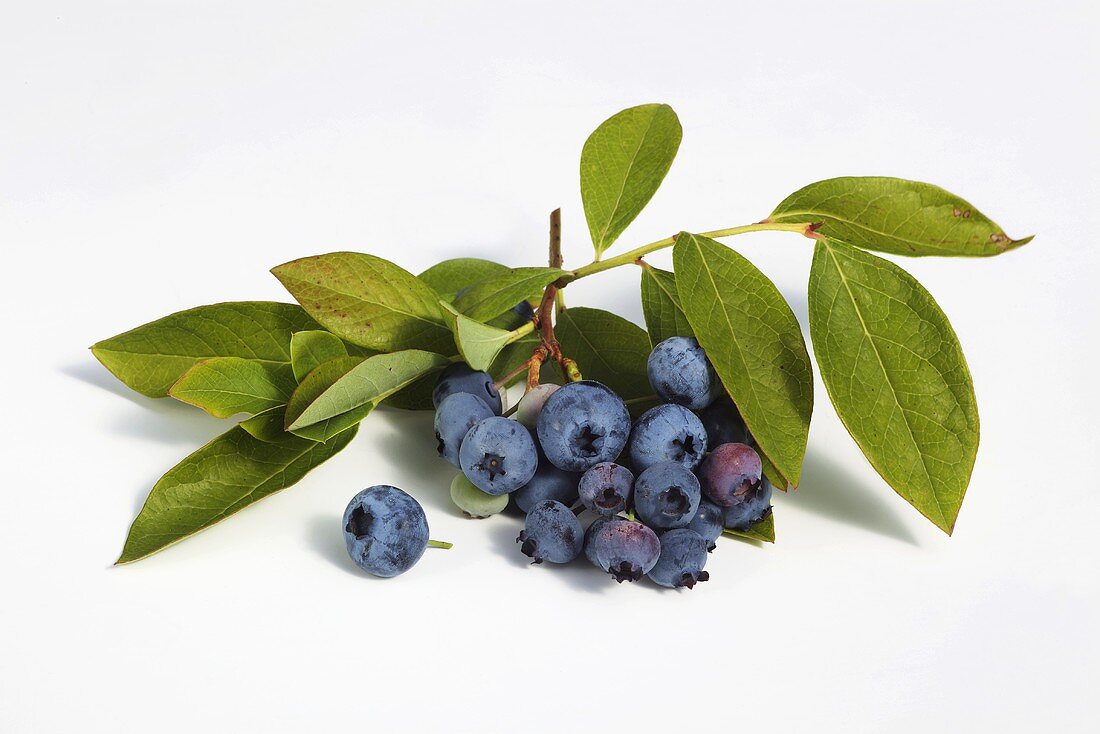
(428, 539, 454, 550)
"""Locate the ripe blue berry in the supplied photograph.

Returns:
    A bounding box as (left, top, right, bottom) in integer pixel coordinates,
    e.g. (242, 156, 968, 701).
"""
(536, 380, 630, 472)
(633, 461, 701, 530)
(628, 403, 708, 472)
(647, 528, 710, 589)
(517, 500, 583, 564)
(590, 519, 661, 582)
(459, 417, 538, 495)
(698, 442, 762, 507)
(583, 515, 627, 568)
(687, 499, 725, 551)
(513, 461, 580, 514)
(434, 392, 494, 467)
(647, 336, 718, 409)
(695, 394, 750, 447)
(432, 362, 503, 414)
(723, 475, 773, 531)
(578, 462, 634, 515)
(342, 486, 429, 578)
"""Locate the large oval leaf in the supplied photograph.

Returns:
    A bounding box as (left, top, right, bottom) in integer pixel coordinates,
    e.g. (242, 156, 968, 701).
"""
(168, 357, 296, 418)
(555, 307, 651, 402)
(91, 302, 319, 398)
(272, 252, 453, 353)
(418, 258, 509, 301)
(770, 177, 1033, 257)
(639, 264, 693, 346)
(452, 267, 563, 321)
(117, 425, 357, 563)
(674, 233, 813, 487)
(808, 239, 979, 534)
(580, 103, 682, 256)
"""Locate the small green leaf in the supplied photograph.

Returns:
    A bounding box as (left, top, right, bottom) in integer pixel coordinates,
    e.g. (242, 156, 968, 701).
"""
(239, 407, 289, 443)
(290, 330, 349, 382)
(674, 233, 813, 487)
(419, 258, 509, 301)
(723, 513, 775, 543)
(283, 357, 365, 440)
(452, 267, 563, 321)
(639, 264, 694, 345)
(808, 239, 979, 534)
(440, 302, 529, 372)
(288, 350, 449, 433)
(770, 177, 1033, 257)
(116, 425, 357, 563)
(168, 358, 296, 418)
(272, 252, 453, 353)
(555, 307, 651, 401)
(580, 103, 682, 256)
(91, 302, 319, 398)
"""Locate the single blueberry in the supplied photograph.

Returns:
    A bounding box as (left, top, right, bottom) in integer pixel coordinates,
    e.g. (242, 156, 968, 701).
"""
(723, 475, 773, 531)
(517, 500, 583, 564)
(449, 473, 509, 518)
(647, 528, 710, 589)
(628, 403, 708, 472)
(577, 462, 634, 516)
(536, 380, 630, 472)
(434, 392, 494, 467)
(515, 383, 561, 429)
(513, 460, 580, 514)
(459, 417, 538, 495)
(633, 461, 701, 530)
(695, 394, 750, 447)
(512, 299, 536, 321)
(432, 362, 503, 414)
(687, 499, 725, 551)
(647, 336, 718, 409)
(342, 486, 429, 578)
(591, 519, 661, 582)
(698, 442, 762, 507)
(583, 515, 627, 568)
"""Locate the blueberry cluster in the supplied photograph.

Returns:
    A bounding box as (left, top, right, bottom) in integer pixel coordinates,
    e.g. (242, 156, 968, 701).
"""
(433, 336, 773, 590)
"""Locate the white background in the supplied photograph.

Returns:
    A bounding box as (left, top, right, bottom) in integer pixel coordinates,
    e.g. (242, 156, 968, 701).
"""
(2, 2, 1097, 731)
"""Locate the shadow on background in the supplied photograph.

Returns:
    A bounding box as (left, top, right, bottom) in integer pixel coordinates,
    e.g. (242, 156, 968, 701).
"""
(372, 408, 461, 517)
(306, 515, 374, 579)
(786, 450, 920, 546)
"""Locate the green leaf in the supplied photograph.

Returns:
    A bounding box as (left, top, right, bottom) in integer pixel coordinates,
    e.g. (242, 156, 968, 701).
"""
(452, 267, 563, 321)
(674, 233, 813, 487)
(808, 239, 979, 534)
(167, 357, 296, 419)
(555, 307, 651, 401)
(91, 302, 319, 398)
(116, 425, 357, 563)
(639, 264, 694, 345)
(419, 258, 509, 301)
(440, 301, 529, 372)
(770, 177, 1033, 257)
(272, 252, 452, 353)
(580, 103, 682, 256)
(239, 407, 289, 443)
(290, 330, 349, 382)
(723, 513, 775, 543)
(288, 350, 449, 434)
(283, 357, 366, 440)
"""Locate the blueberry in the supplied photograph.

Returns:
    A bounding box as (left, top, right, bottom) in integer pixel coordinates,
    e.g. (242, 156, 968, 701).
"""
(517, 500, 583, 564)
(628, 403, 708, 472)
(590, 519, 661, 582)
(536, 380, 630, 472)
(633, 461, 701, 530)
(512, 299, 536, 321)
(342, 486, 429, 578)
(687, 499, 725, 551)
(647, 336, 718, 409)
(459, 417, 538, 495)
(450, 473, 509, 518)
(515, 383, 561, 429)
(695, 394, 750, 447)
(698, 442, 762, 507)
(434, 392, 494, 467)
(723, 475, 773, 531)
(647, 528, 710, 589)
(432, 362, 503, 414)
(577, 462, 634, 516)
(583, 515, 627, 568)
(513, 460, 580, 514)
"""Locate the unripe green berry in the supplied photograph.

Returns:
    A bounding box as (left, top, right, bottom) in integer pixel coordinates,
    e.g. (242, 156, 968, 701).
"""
(450, 473, 508, 518)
